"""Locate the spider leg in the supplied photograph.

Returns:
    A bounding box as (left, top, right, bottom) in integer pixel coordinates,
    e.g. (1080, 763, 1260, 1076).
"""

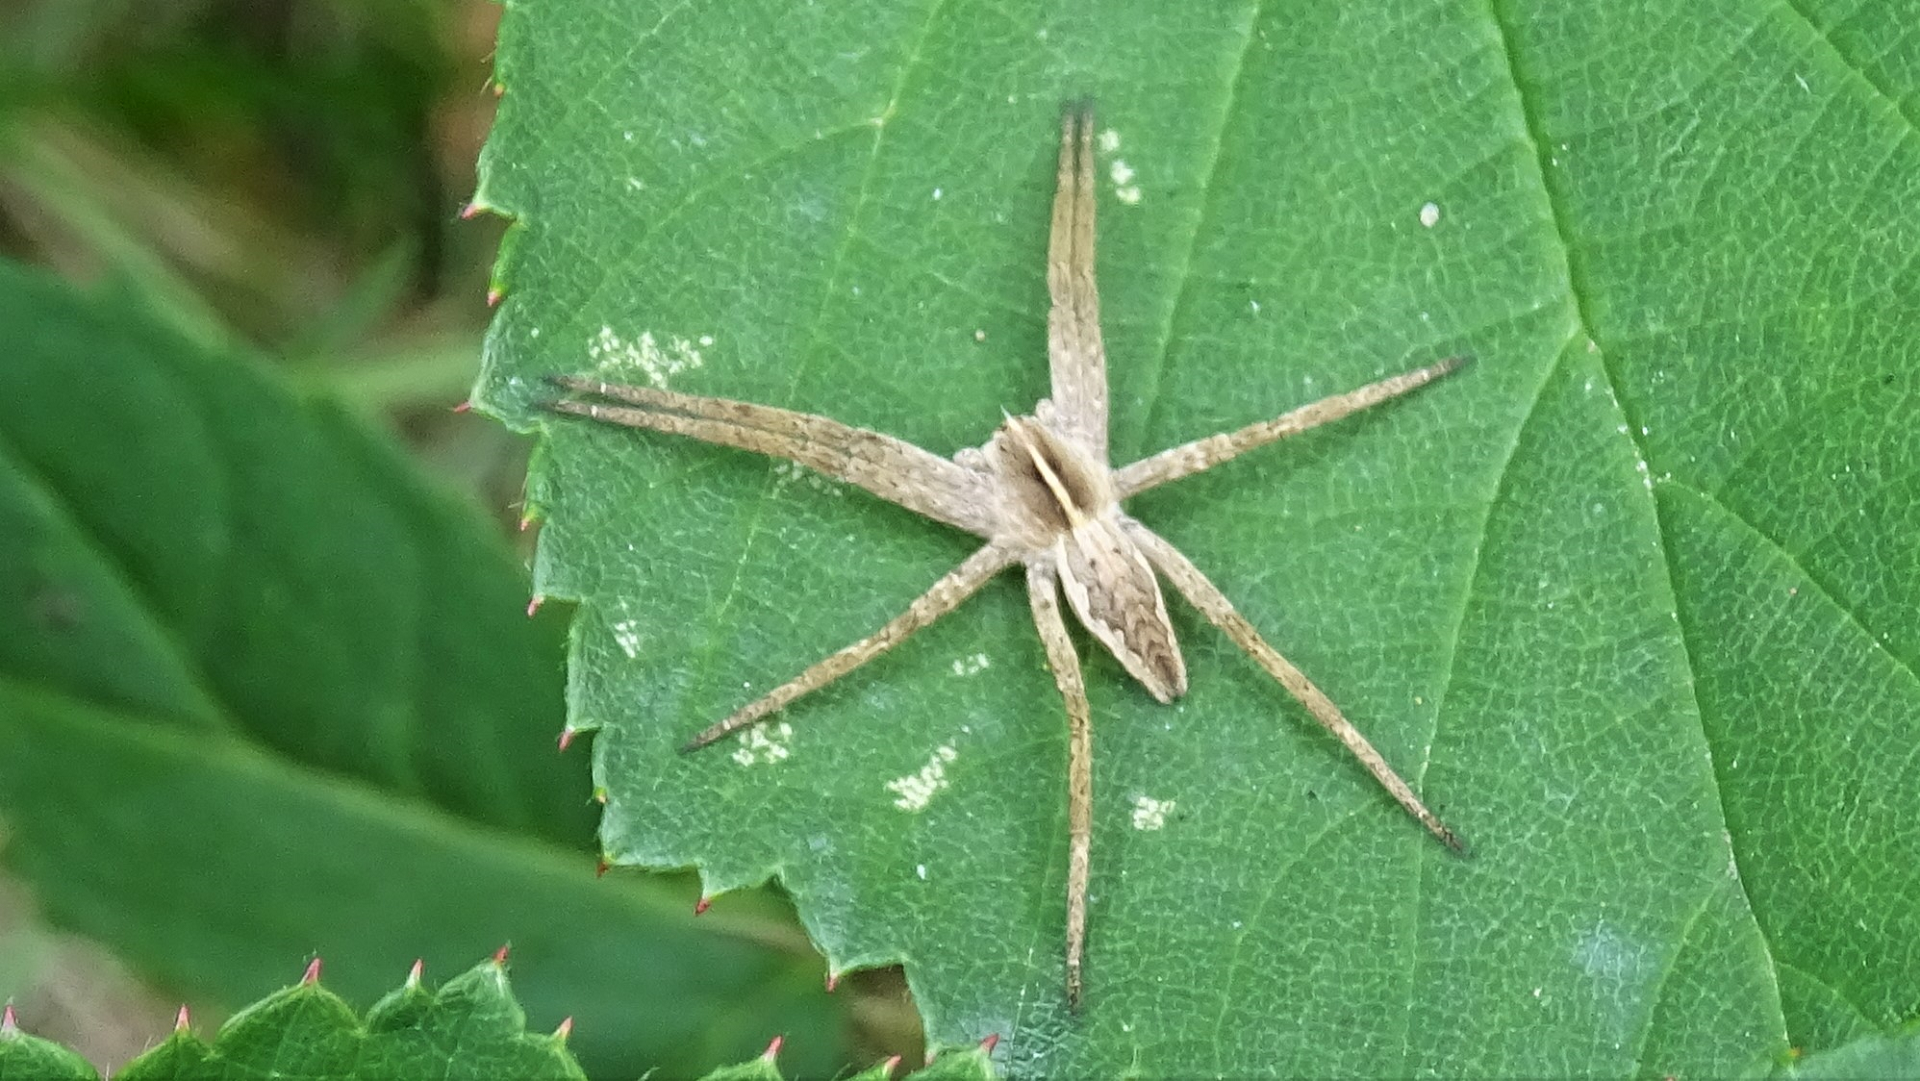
(546, 377, 995, 536)
(1122, 520, 1463, 852)
(1047, 103, 1110, 463)
(680, 542, 1016, 751)
(1112, 356, 1466, 499)
(1026, 560, 1094, 1012)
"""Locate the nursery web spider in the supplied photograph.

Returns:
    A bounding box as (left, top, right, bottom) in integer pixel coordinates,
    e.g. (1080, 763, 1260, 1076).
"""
(546, 104, 1466, 1011)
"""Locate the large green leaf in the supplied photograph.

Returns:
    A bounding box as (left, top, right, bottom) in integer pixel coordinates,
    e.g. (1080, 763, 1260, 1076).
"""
(475, 0, 1920, 1074)
(0, 262, 847, 1077)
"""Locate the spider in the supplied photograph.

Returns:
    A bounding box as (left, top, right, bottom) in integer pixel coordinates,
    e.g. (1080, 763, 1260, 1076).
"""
(545, 104, 1466, 1011)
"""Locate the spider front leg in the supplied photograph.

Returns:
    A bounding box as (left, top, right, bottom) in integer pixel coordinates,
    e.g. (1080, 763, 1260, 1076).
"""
(1122, 520, 1463, 852)
(1047, 102, 1111, 463)
(1026, 560, 1094, 1011)
(545, 375, 996, 536)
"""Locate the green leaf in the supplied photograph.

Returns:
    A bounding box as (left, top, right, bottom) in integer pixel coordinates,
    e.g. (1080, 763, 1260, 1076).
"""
(0, 1007, 98, 1081)
(476, 0, 1920, 1074)
(1768, 1022, 1920, 1080)
(0, 260, 848, 1077)
(4, 958, 990, 1081)
(1, 956, 584, 1081)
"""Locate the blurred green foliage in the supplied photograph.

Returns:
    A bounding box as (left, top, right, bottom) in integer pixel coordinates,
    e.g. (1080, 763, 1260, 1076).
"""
(0, 2, 920, 1076)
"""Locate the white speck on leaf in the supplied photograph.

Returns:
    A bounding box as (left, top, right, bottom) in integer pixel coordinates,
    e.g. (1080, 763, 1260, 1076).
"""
(950, 652, 990, 677)
(611, 620, 642, 659)
(730, 722, 794, 767)
(973, 329, 986, 342)
(888, 745, 959, 811)
(1131, 795, 1176, 830)
(1097, 129, 1120, 153)
(916, 864, 928, 880)
(588, 327, 705, 388)
(1109, 159, 1135, 186)
(1115, 185, 1142, 205)
(771, 459, 846, 496)
(1419, 201, 1441, 227)
(932, 187, 942, 200)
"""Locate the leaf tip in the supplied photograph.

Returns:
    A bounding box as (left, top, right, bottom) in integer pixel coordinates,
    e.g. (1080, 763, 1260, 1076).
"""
(759, 1034, 784, 1063)
(1, 1004, 19, 1037)
(491, 944, 512, 967)
(526, 594, 544, 618)
(302, 957, 323, 985)
(406, 958, 425, 987)
(693, 896, 712, 916)
(173, 1005, 192, 1031)
(554, 1016, 574, 1042)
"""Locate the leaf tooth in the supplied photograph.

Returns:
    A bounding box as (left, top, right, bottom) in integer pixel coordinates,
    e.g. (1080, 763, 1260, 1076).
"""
(759, 1034, 785, 1063)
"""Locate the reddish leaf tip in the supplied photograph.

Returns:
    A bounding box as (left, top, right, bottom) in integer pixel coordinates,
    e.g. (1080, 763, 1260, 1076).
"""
(594, 857, 611, 878)
(302, 957, 323, 984)
(882, 1055, 902, 1073)
(2, 1003, 18, 1035)
(451, 399, 473, 414)
(518, 511, 537, 532)
(825, 971, 839, 993)
(487, 287, 504, 308)
(492, 944, 511, 966)
(459, 202, 484, 220)
(980, 1033, 1000, 1054)
(693, 896, 712, 916)
(760, 1034, 784, 1062)
(407, 959, 424, 985)
(174, 1005, 191, 1031)
(555, 1016, 575, 1041)
(491, 81, 505, 97)
(558, 727, 577, 752)
(526, 594, 544, 617)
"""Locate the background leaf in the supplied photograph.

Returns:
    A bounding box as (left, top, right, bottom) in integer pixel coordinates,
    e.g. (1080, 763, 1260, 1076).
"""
(476, 0, 1920, 1074)
(0, 261, 849, 1078)
(2, 956, 995, 1081)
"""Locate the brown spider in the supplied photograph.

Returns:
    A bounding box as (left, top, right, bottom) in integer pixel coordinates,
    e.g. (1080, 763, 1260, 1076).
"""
(546, 104, 1466, 1011)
